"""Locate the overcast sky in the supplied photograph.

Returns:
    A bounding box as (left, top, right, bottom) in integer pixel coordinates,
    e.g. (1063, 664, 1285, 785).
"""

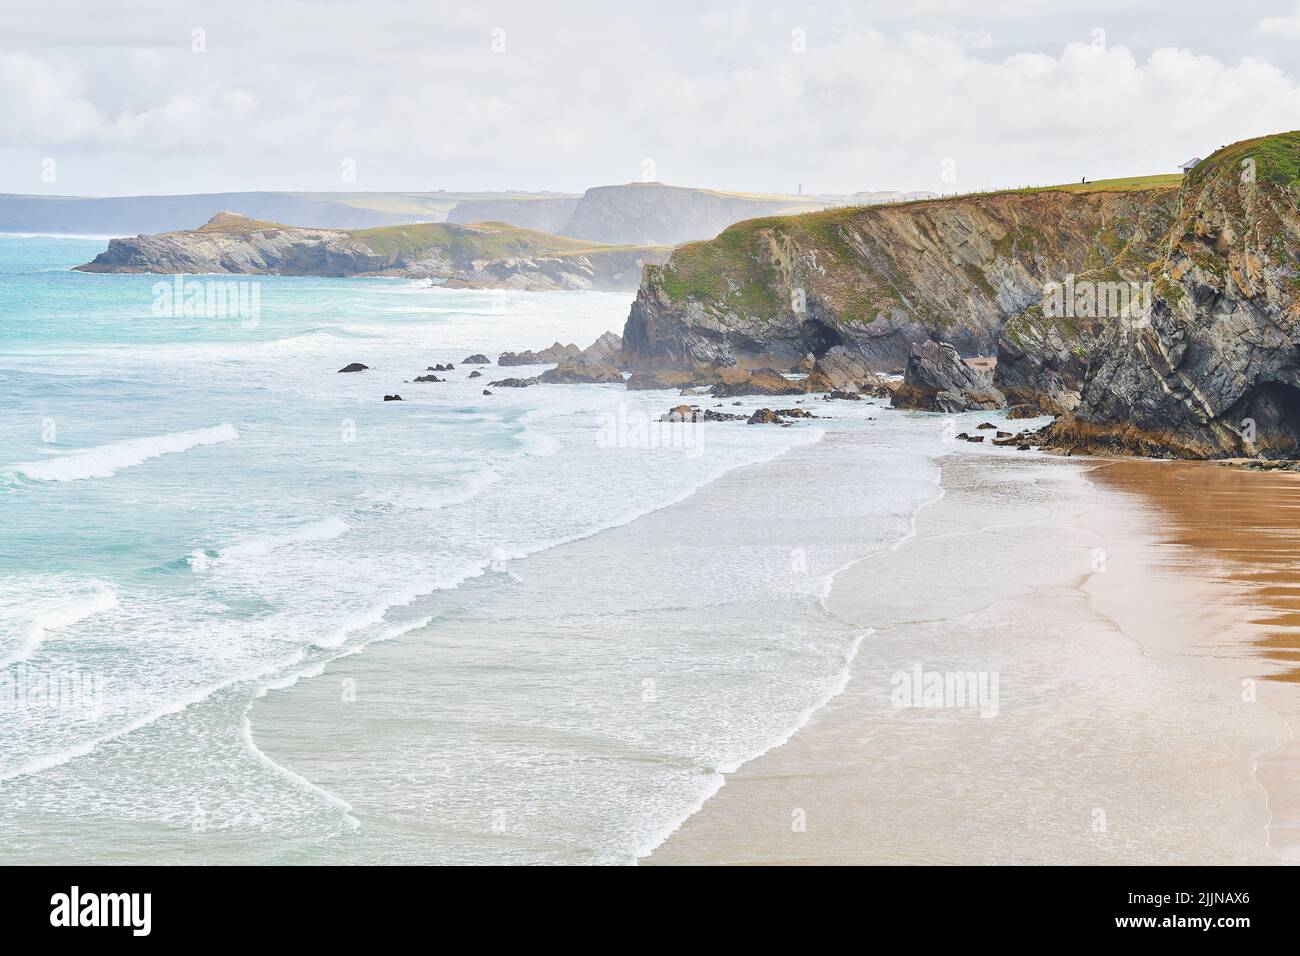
(3, 0, 1300, 197)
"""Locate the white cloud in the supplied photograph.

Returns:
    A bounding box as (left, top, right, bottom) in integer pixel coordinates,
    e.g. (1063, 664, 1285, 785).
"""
(0, 1, 1296, 194)
(1258, 3, 1300, 38)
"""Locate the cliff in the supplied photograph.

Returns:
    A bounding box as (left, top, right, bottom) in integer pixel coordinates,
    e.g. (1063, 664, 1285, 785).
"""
(75, 212, 669, 291)
(622, 182, 1178, 371)
(1046, 132, 1300, 458)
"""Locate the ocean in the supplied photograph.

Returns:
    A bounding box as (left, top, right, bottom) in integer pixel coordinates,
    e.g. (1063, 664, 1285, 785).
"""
(0, 235, 1003, 863)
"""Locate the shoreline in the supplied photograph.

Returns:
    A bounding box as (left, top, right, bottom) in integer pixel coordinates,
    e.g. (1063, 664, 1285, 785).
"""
(648, 449, 1293, 865)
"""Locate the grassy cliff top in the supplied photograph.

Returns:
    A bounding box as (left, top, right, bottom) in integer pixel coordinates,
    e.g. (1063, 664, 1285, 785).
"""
(1186, 130, 1300, 188)
(195, 211, 298, 234)
(188, 213, 662, 259)
(345, 220, 665, 259)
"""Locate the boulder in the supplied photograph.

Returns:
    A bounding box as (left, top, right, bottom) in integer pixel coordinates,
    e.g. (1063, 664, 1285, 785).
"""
(383, 394, 402, 401)
(338, 363, 369, 373)
(891, 341, 1006, 412)
(463, 354, 491, 364)
(414, 374, 443, 383)
(468, 370, 482, 378)
(747, 408, 783, 425)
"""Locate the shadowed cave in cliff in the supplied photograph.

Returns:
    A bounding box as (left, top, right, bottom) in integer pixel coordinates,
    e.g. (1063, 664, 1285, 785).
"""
(798, 315, 844, 358)
(1230, 381, 1300, 456)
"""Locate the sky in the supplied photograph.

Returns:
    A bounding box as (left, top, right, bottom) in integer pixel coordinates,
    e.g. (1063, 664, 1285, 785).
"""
(3, 0, 1300, 198)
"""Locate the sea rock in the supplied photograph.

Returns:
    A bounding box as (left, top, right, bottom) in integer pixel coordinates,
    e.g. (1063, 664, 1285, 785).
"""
(487, 377, 539, 388)
(468, 370, 483, 378)
(709, 367, 804, 398)
(498, 342, 581, 366)
(463, 354, 491, 364)
(827, 389, 863, 401)
(803, 346, 888, 395)
(482, 389, 493, 395)
(747, 408, 783, 425)
(413, 374, 443, 383)
(579, 331, 624, 365)
(338, 362, 369, 373)
(891, 341, 1006, 412)
(537, 356, 624, 384)
(625, 369, 701, 390)
(383, 394, 402, 401)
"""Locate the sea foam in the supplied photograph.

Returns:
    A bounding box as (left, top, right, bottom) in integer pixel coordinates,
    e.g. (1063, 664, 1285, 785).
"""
(11, 424, 239, 482)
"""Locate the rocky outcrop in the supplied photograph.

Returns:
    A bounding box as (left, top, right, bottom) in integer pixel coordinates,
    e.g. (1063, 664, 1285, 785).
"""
(708, 368, 805, 398)
(462, 354, 491, 365)
(621, 187, 1176, 372)
(579, 331, 624, 364)
(537, 356, 624, 384)
(891, 340, 1005, 412)
(1044, 132, 1300, 458)
(803, 345, 888, 395)
(76, 213, 668, 292)
(498, 342, 581, 366)
(994, 306, 1101, 416)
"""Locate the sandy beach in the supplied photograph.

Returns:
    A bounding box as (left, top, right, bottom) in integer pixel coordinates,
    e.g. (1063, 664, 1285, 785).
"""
(649, 451, 1299, 865)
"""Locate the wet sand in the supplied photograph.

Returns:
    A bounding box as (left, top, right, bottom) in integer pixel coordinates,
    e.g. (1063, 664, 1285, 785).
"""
(1084, 460, 1300, 863)
(649, 452, 1295, 865)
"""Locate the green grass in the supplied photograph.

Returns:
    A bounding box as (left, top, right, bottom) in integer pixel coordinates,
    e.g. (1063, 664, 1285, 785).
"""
(196, 214, 296, 235)
(1187, 130, 1300, 188)
(345, 221, 661, 260)
(191, 212, 663, 262)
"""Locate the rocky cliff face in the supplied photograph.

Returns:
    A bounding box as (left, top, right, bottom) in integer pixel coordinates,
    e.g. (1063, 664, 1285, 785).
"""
(76, 212, 668, 291)
(1045, 133, 1300, 458)
(622, 187, 1176, 372)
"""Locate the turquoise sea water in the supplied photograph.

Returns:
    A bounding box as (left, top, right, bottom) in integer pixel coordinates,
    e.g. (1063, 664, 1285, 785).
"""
(0, 235, 986, 863)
